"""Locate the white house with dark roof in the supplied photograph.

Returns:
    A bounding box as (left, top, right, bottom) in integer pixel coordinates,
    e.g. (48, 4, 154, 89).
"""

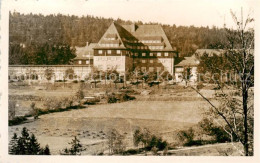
(73, 43, 97, 66)
(175, 55, 200, 83)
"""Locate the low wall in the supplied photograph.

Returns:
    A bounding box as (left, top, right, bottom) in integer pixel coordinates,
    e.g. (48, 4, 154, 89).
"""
(9, 65, 92, 82)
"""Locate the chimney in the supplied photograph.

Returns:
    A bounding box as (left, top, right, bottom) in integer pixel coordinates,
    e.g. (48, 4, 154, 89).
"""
(131, 23, 137, 32)
(86, 42, 89, 47)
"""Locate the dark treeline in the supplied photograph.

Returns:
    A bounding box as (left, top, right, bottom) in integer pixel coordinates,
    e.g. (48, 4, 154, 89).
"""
(9, 12, 228, 65)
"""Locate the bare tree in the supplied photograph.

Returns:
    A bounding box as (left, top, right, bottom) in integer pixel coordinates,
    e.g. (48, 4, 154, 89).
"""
(194, 8, 254, 156)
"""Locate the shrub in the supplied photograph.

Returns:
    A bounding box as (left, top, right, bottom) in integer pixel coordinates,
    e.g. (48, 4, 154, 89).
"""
(107, 94, 118, 103)
(75, 89, 84, 101)
(9, 116, 27, 126)
(9, 101, 16, 120)
(133, 128, 168, 153)
(123, 149, 141, 155)
(177, 127, 196, 146)
(199, 118, 231, 143)
(107, 129, 126, 155)
(30, 102, 39, 119)
(196, 82, 204, 89)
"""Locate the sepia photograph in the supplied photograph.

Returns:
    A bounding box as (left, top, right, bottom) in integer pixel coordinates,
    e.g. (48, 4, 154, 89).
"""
(0, 0, 259, 162)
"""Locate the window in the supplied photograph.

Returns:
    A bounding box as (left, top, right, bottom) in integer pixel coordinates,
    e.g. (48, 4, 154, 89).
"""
(142, 53, 146, 57)
(107, 50, 112, 54)
(86, 60, 90, 64)
(141, 67, 146, 72)
(150, 53, 153, 56)
(149, 67, 154, 72)
(142, 60, 146, 63)
(116, 50, 121, 54)
(157, 53, 161, 56)
(78, 60, 82, 64)
(98, 50, 102, 54)
(150, 60, 153, 63)
(165, 52, 169, 56)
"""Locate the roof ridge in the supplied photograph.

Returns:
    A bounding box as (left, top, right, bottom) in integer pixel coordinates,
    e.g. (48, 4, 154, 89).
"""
(110, 22, 126, 48)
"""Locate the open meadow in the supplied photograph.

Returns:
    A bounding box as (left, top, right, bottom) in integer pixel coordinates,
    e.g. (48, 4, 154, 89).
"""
(8, 81, 241, 155)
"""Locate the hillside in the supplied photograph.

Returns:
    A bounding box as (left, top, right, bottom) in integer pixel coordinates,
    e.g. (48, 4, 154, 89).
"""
(9, 12, 228, 65)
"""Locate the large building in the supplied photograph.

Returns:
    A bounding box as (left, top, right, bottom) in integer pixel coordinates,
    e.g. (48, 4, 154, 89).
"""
(93, 22, 178, 74)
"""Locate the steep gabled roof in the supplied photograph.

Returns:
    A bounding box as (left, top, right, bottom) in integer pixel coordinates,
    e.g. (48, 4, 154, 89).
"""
(122, 24, 173, 51)
(74, 43, 97, 59)
(95, 22, 127, 49)
(95, 22, 174, 51)
(175, 55, 200, 67)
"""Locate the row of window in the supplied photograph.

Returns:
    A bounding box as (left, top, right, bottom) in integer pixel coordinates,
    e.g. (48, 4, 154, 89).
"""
(95, 57, 122, 61)
(141, 67, 163, 72)
(104, 37, 117, 40)
(98, 50, 121, 55)
(139, 59, 170, 64)
(141, 40, 161, 44)
(97, 50, 170, 57)
(125, 45, 164, 50)
(100, 43, 119, 47)
(78, 60, 90, 64)
(123, 39, 162, 44)
(136, 52, 169, 57)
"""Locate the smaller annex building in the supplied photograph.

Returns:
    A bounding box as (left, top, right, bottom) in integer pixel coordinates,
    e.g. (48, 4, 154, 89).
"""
(73, 43, 97, 66)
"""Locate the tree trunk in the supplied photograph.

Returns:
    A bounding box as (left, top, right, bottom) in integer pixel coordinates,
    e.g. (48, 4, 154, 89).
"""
(242, 84, 249, 156)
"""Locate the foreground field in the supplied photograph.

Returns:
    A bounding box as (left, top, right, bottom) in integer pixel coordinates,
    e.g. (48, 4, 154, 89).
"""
(9, 100, 208, 154)
(9, 82, 242, 155)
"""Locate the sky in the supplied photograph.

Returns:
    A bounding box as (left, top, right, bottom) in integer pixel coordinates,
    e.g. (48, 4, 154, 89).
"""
(5, 0, 258, 28)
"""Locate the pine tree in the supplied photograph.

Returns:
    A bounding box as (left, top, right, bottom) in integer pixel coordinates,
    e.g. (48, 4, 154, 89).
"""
(9, 127, 51, 155)
(40, 145, 51, 155)
(9, 133, 18, 154)
(60, 136, 83, 155)
(28, 134, 41, 155)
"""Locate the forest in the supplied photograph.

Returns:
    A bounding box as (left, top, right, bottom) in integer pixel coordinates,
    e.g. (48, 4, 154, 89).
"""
(9, 12, 228, 65)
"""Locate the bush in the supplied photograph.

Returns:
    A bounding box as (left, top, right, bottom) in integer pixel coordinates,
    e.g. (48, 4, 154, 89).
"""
(199, 118, 231, 143)
(9, 116, 27, 126)
(9, 101, 16, 120)
(107, 129, 126, 155)
(196, 82, 204, 89)
(122, 149, 143, 155)
(133, 128, 168, 152)
(177, 127, 196, 146)
(107, 94, 118, 103)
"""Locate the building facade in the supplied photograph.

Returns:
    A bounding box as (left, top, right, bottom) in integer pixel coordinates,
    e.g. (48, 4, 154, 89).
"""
(93, 22, 177, 74)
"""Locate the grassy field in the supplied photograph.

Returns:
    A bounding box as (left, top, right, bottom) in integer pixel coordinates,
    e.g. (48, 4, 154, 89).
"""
(8, 82, 240, 155)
